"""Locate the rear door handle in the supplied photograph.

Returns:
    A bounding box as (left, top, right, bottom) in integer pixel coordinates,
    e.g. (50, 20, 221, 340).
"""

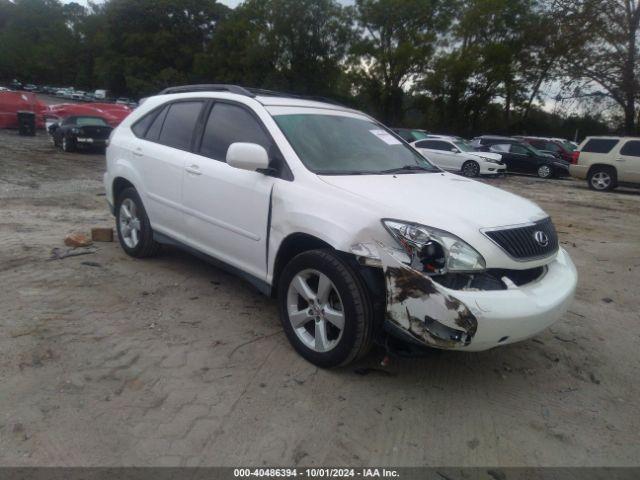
(132, 148, 143, 157)
(615, 157, 625, 162)
(185, 165, 202, 175)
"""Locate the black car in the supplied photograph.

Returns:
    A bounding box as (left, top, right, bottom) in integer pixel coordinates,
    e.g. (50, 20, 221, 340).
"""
(470, 135, 521, 150)
(49, 115, 113, 152)
(489, 142, 570, 178)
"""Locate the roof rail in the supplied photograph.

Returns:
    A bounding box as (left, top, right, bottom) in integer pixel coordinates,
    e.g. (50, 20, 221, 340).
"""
(158, 84, 255, 97)
(247, 87, 346, 107)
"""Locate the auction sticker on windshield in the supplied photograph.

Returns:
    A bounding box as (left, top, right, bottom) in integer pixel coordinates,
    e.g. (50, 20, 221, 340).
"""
(369, 129, 401, 145)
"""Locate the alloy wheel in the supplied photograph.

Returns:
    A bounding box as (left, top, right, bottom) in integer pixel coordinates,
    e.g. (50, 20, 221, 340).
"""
(286, 269, 345, 353)
(538, 165, 552, 178)
(462, 161, 479, 177)
(591, 171, 612, 190)
(118, 198, 141, 248)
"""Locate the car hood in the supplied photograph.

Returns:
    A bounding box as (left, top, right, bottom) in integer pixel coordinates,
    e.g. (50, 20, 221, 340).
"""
(318, 172, 547, 236)
(465, 151, 502, 162)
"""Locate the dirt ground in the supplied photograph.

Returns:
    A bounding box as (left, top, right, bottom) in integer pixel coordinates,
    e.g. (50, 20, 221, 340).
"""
(1, 129, 639, 468)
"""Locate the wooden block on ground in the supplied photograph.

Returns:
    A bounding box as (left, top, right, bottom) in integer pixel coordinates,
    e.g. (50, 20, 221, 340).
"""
(91, 227, 114, 242)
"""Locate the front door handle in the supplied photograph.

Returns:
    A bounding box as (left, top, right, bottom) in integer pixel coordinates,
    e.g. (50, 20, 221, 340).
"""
(132, 149, 143, 157)
(185, 165, 202, 175)
(615, 157, 625, 162)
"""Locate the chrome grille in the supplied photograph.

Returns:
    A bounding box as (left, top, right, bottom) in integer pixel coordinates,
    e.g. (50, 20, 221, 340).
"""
(484, 217, 559, 261)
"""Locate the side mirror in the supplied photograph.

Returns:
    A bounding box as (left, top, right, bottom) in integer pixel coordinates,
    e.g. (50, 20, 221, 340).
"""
(226, 142, 270, 172)
(451, 147, 459, 153)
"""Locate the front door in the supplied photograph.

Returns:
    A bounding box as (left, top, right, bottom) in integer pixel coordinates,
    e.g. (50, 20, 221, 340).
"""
(617, 139, 640, 183)
(181, 102, 278, 281)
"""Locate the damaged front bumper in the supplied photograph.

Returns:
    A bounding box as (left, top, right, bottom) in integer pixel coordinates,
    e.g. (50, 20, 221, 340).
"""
(378, 246, 577, 351)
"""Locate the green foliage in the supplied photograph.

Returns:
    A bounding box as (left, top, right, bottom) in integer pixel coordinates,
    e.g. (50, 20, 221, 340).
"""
(0, 0, 618, 135)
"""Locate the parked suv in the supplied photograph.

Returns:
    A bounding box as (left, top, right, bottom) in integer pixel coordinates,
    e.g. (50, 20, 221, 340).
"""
(570, 136, 640, 191)
(105, 84, 577, 367)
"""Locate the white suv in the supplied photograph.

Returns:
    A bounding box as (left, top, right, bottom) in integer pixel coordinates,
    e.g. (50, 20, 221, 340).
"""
(411, 136, 506, 177)
(104, 85, 577, 367)
(570, 136, 640, 191)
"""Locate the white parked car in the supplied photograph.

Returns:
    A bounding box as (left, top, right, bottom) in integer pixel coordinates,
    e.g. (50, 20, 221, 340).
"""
(104, 84, 577, 367)
(411, 136, 506, 177)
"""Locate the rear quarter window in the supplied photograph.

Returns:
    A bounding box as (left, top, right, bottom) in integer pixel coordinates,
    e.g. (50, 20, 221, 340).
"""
(619, 140, 640, 157)
(581, 139, 619, 154)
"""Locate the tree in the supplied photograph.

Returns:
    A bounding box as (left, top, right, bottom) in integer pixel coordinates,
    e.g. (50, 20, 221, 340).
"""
(559, 0, 640, 134)
(197, 0, 354, 97)
(350, 0, 453, 125)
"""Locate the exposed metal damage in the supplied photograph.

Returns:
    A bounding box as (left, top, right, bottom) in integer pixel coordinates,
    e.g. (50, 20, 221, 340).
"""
(378, 246, 478, 349)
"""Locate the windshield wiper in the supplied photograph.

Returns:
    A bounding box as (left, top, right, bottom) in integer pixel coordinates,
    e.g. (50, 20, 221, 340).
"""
(378, 165, 436, 174)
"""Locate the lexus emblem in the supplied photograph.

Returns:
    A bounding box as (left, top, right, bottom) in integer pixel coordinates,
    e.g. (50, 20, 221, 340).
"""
(533, 230, 549, 247)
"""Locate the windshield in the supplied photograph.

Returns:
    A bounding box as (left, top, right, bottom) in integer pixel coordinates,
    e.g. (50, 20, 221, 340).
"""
(75, 117, 108, 126)
(274, 113, 439, 175)
(411, 130, 430, 140)
(454, 140, 476, 152)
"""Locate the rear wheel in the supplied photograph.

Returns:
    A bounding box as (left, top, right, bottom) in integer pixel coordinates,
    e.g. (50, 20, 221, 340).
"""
(461, 160, 480, 177)
(115, 187, 161, 257)
(588, 166, 616, 191)
(278, 250, 374, 368)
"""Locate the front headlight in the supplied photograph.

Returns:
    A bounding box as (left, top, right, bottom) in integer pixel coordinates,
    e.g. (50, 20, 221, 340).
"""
(382, 219, 485, 274)
(481, 157, 500, 164)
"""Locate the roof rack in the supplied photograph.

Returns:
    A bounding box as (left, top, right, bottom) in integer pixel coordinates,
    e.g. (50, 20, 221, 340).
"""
(158, 84, 255, 97)
(157, 84, 346, 107)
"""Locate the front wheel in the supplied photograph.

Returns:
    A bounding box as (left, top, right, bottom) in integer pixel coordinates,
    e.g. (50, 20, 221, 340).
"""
(115, 187, 161, 258)
(61, 136, 75, 153)
(278, 250, 374, 368)
(461, 160, 480, 177)
(537, 164, 553, 178)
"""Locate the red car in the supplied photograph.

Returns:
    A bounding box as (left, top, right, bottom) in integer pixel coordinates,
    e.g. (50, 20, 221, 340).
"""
(518, 137, 575, 162)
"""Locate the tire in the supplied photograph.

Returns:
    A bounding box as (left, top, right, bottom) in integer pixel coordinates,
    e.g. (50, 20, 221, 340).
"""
(61, 136, 75, 153)
(278, 250, 374, 368)
(588, 166, 616, 191)
(537, 164, 553, 178)
(461, 160, 480, 177)
(115, 187, 161, 258)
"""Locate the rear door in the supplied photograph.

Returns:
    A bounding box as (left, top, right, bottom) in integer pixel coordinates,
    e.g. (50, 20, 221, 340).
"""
(616, 140, 640, 183)
(132, 100, 205, 238)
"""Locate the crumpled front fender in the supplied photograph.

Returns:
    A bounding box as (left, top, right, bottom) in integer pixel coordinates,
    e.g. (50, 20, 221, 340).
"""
(378, 246, 478, 349)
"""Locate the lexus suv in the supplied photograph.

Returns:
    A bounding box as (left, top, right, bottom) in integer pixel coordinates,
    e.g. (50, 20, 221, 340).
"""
(104, 84, 578, 367)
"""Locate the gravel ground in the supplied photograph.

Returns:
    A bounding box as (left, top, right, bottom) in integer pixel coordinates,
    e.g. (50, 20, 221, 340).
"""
(1, 129, 639, 467)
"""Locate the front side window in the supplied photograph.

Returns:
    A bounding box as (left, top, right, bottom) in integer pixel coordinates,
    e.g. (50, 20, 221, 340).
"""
(274, 113, 439, 175)
(157, 101, 204, 150)
(510, 144, 529, 155)
(200, 103, 272, 161)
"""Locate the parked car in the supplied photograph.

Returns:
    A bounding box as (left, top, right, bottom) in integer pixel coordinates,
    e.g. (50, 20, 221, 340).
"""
(519, 136, 574, 162)
(71, 91, 86, 101)
(10, 79, 22, 90)
(392, 128, 430, 142)
(0, 86, 10, 92)
(94, 89, 108, 100)
(411, 136, 505, 177)
(104, 84, 577, 367)
(48, 115, 113, 152)
(490, 143, 570, 178)
(569, 136, 640, 191)
(471, 135, 517, 149)
(23, 84, 38, 92)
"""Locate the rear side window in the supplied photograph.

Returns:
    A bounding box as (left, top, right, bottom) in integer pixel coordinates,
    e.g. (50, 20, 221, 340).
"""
(145, 106, 169, 142)
(418, 140, 452, 151)
(157, 101, 204, 150)
(200, 103, 272, 161)
(132, 109, 160, 138)
(582, 139, 619, 154)
(510, 144, 529, 155)
(620, 140, 640, 157)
